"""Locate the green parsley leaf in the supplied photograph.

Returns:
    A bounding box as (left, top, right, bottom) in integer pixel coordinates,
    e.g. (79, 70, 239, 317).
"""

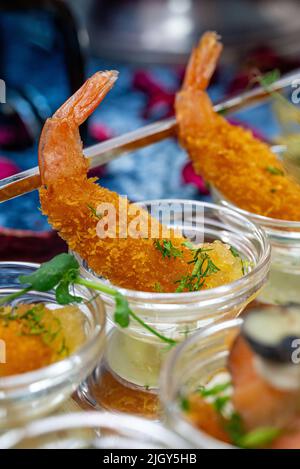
(154, 239, 183, 259)
(265, 166, 284, 176)
(55, 280, 83, 305)
(180, 396, 190, 412)
(237, 427, 281, 449)
(258, 69, 280, 88)
(19, 253, 80, 292)
(153, 282, 164, 292)
(114, 292, 130, 328)
(199, 381, 231, 397)
(230, 246, 240, 258)
(87, 204, 103, 220)
(225, 412, 245, 445)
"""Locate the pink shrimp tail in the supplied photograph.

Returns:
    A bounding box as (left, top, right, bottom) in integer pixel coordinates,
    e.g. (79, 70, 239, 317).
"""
(39, 71, 118, 185)
(53, 71, 118, 124)
(182, 32, 222, 92)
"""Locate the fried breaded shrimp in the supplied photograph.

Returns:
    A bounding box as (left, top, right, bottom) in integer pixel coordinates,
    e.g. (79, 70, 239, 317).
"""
(39, 71, 242, 292)
(176, 32, 300, 221)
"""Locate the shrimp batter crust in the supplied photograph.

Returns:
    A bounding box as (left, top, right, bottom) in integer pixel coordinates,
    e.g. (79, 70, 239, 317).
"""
(39, 71, 242, 292)
(176, 32, 300, 221)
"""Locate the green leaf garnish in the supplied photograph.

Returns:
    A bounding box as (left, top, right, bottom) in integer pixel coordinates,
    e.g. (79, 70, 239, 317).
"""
(199, 381, 231, 397)
(230, 246, 240, 258)
(237, 427, 281, 449)
(198, 381, 280, 448)
(87, 204, 103, 220)
(154, 239, 183, 259)
(114, 292, 130, 328)
(175, 248, 219, 292)
(153, 282, 164, 293)
(258, 69, 280, 88)
(181, 241, 196, 250)
(180, 396, 190, 412)
(55, 280, 82, 305)
(0, 253, 176, 347)
(265, 165, 284, 176)
(19, 253, 79, 292)
(225, 412, 245, 445)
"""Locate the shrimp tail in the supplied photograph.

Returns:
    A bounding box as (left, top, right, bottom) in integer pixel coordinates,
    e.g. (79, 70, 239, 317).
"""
(176, 32, 222, 135)
(39, 71, 118, 185)
(182, 31, 222, 92)
(53, 71, 118, 124)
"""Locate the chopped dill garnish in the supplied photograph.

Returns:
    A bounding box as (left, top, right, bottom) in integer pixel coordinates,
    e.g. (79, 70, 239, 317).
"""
(241, 259, 253, 275)
(87, 204, 103, 220)
(193, 380, 280, 448)
(175, 248, 219, 292)
(229, 246, 240, 258)
(57, 337, 69, 357)
(265, 166, 284, 176)
(180, 396, 190, 412)
(198, 381, 231, 397)
(153, 282, 164, 293)
(0, 304, 66, 353)
(181, 240, 196, 250)
(154, 239, 183, 259)
(258, 69, 280, 88)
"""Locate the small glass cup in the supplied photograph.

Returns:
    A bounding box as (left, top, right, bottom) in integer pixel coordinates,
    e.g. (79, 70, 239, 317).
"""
(0, 411, 190, 449)
(211, 186, 300, 305)
(73, 199, 270, 413)
(0, 262, 106, 429)
(160, 317, 242, 449)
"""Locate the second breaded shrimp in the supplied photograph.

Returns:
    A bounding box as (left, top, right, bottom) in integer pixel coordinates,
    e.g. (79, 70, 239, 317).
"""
(176, 32, 300, 221)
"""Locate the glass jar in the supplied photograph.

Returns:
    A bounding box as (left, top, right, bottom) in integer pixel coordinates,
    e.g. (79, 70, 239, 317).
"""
(0, 411, 190, 449)
(0, 262, 106, 429)
(160, 317, 242, 449)
(73, 199, 270, 411)
(211, 186, 300, 305)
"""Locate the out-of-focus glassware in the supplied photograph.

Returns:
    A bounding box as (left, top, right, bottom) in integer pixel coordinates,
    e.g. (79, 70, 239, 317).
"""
(160, 317, 241, 448)
(0, 411, 190, 449)
(211, 186, 300, 305)
(0, 262, 106, 429)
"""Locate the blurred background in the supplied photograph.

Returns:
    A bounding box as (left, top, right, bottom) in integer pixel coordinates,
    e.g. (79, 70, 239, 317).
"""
(1, 0, 300, 261)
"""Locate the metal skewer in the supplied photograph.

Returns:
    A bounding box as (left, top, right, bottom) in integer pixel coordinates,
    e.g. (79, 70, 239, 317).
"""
(0, 70, 299, 203)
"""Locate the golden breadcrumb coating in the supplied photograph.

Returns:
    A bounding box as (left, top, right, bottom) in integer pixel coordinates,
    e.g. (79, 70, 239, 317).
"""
(176, 31, 300, 221)
(39, 70, 243, 293)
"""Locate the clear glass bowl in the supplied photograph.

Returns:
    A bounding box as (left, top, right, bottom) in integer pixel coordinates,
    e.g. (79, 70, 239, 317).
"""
(0, 411, 190, 449)
(211, 186, 300, 304)
(0, 262, 106, 429)
(160, 317, 242, 449)
(73, 199, 270, 391)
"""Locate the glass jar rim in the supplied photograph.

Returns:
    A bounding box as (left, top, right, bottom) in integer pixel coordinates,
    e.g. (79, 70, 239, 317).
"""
(160, 317, 243, 449)
(0, 411, 190, 449)
(75, 198, 270, 305)
(0, 261, 106, 389)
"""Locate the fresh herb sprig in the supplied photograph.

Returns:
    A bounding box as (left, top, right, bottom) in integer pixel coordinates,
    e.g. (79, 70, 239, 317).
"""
(0, 254, 177, 347)
(175, 247, 219, 292)
(87, 204, 103, 220)
(195, 382, 281, 448)
(154, 239, 183, 259)
(265, 165, 284, 176)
